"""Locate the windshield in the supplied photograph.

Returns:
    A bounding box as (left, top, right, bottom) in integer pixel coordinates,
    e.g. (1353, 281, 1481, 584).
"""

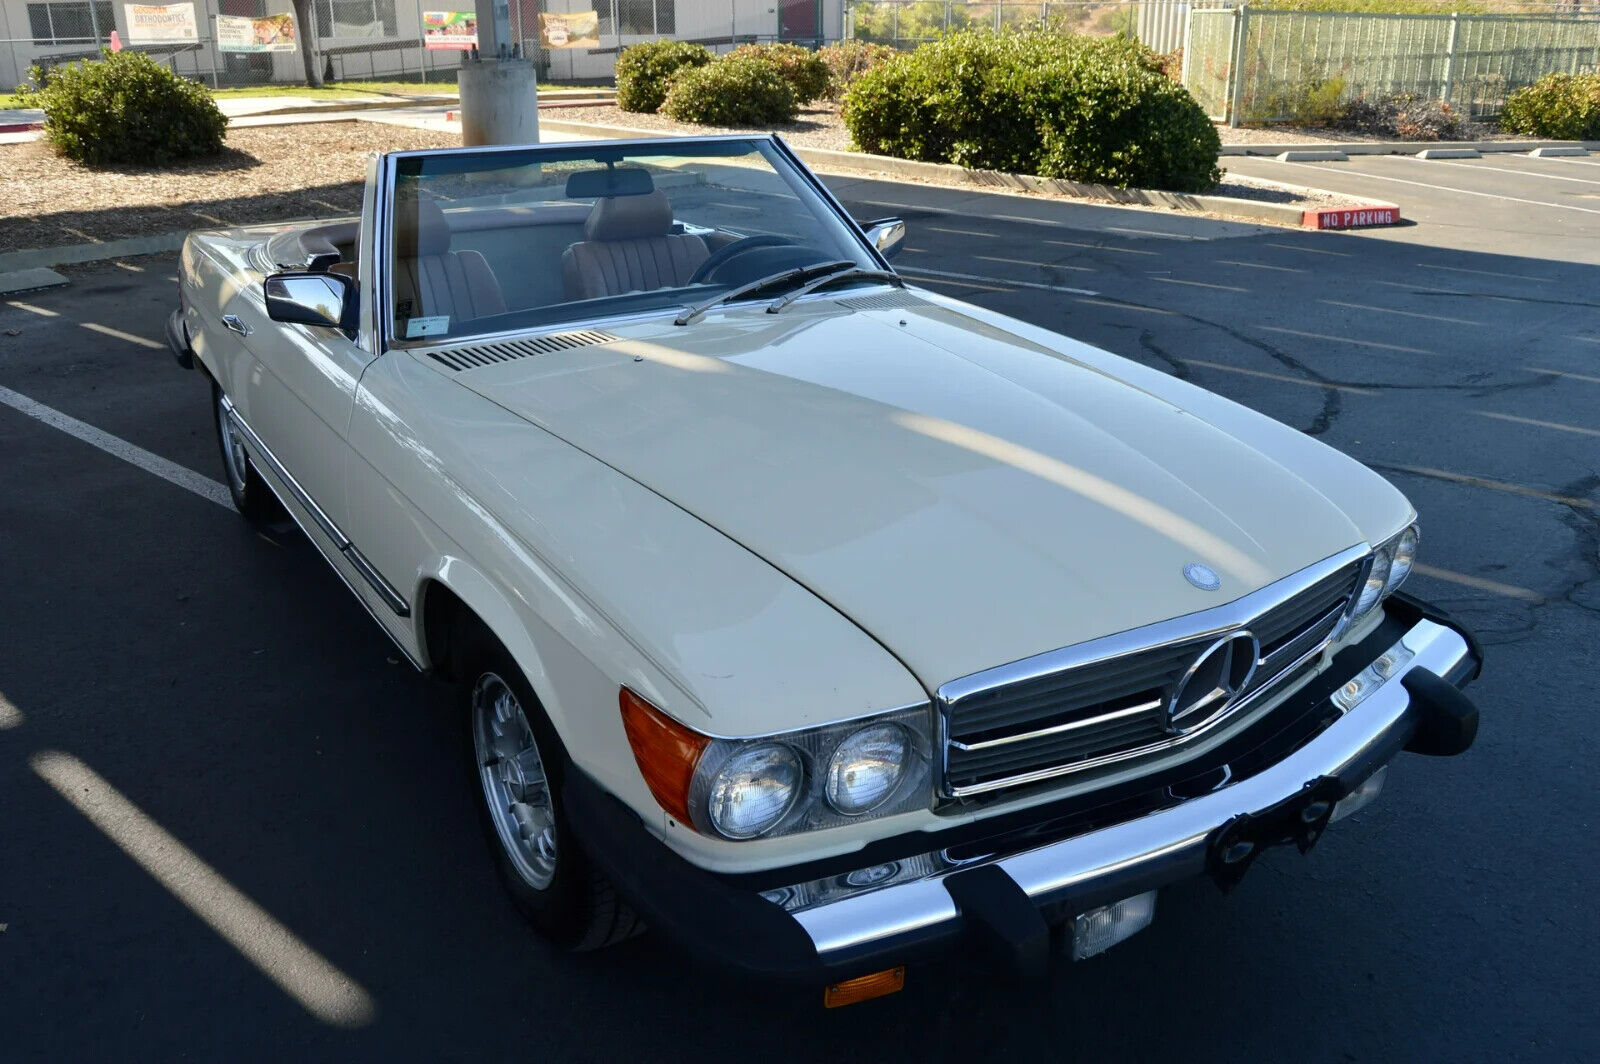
(385, 138, 879, 345)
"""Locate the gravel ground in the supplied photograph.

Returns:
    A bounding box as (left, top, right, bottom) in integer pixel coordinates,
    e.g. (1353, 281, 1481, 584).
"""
(1, 121, 459, 254)
(1216, 121, 1526, 145)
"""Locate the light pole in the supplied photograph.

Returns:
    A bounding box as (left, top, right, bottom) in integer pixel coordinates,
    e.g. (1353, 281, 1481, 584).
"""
(457, 0, 540, 145)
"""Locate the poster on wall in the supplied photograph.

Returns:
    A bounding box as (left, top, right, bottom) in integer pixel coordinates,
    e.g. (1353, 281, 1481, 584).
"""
(217, 13, 296, 52)
(538, 11, 599, 49)
(422, 11, 477, 50)
(124, 2, 199, 44)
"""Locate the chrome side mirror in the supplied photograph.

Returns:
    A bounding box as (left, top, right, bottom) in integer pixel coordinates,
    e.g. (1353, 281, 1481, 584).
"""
(861, 217, 906, 260)
(264, 271, 356, 331)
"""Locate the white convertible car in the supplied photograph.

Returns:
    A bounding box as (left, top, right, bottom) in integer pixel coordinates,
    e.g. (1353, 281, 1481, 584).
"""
(168, 135, 1482, 1003)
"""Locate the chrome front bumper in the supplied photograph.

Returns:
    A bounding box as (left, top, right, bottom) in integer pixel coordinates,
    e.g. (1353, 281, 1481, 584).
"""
(776, 616, 1475, 960)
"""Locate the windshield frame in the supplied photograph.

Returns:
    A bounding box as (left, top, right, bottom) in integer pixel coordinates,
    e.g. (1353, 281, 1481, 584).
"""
(373, 134, 892, 354)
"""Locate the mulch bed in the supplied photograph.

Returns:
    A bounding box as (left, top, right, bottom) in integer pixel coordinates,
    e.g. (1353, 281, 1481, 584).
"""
(0, 121, 459, 255)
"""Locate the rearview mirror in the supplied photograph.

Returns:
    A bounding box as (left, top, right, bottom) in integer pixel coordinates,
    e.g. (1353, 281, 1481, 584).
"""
(861, 217, 906, 260)
(265, 271, 356, 331)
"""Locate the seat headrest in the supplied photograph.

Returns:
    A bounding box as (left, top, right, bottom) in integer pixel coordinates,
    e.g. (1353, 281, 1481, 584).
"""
(583, 189, 673, 242)
(395, 196, 452, 258)
(565, 166, 654, 199)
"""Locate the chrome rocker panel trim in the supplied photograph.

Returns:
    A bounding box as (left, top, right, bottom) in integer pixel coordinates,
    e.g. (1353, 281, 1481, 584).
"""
(935, 543, 1371, 798)
(220, 394, 414, 622)
(788, 615, 1470, 957)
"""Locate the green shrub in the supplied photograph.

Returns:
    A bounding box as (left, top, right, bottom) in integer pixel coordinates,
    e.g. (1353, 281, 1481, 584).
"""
(729, 43, 830, 104)
(661, 55, 798, 126)
(818, 40, 898, 100)
(843, 30, 1220, 193)
(615, 40, 712, 113)
(1501, 72, 1600, 140)
(36, 50, 225, 166)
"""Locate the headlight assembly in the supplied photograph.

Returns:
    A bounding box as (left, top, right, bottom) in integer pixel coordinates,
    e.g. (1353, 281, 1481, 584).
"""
(1350, 523, 1419, 622)
(621, 689, 932, 842)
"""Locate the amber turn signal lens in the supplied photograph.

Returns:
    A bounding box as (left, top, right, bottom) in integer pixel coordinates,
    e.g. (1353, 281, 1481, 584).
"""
(619, 687, 710, 827)
(823, 967, 905, 1008)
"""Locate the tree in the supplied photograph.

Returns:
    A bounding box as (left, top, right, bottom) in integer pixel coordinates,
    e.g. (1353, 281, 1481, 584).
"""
(291, 0, 324, 87)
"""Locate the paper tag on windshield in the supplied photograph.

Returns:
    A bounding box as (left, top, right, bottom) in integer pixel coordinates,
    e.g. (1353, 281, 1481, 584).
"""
(405, 315, 450, 338)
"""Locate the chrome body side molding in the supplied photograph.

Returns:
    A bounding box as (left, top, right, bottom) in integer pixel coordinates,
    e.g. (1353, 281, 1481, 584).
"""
(220, 394, 412, 621)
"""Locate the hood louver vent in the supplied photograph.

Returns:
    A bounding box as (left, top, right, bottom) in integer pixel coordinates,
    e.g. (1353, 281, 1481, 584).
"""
(426, 330, 620, 371)
(835, 291, 922, 313)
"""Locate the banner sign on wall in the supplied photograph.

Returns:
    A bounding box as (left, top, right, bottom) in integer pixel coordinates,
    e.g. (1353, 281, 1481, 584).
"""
(124, 2, 199, 44)
(422, 11, 477, 50)
(538, 11, 598, 49)
(217, 13, 296, 52)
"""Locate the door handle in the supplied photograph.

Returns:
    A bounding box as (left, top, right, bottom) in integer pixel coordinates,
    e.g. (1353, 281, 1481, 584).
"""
(222, 314, 251, 337)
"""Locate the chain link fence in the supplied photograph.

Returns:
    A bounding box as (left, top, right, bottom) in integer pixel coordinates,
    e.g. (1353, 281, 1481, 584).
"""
(1184, 5, 1600, 123)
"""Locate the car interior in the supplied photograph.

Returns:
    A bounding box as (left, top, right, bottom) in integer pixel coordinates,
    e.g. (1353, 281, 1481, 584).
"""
(269, 156, 868, 344)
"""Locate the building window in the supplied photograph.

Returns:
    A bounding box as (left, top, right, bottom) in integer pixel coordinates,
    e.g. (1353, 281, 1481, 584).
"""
(26, 0, 113, 43)
(598, 0, 673, 37)
(313, 0, 398, 38)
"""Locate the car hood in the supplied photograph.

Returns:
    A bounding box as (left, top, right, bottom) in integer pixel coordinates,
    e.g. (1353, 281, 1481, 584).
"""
(448, 296, 1380, 690)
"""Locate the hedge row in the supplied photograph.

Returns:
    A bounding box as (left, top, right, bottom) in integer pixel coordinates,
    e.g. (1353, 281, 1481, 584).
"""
(616, 40, 829, 123)
(842, 30, 1221, 193)
(1501, 72, 1600, 140)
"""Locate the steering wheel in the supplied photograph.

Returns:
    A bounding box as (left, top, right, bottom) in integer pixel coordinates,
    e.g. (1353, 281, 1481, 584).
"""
(689, 235, 796, 285)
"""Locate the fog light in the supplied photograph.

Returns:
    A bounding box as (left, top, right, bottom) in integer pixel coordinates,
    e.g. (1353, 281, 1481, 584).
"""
(1071, 891, 1157, 961)
(1332, 645, 1414, 713)
(1331, 765, 1388, 823)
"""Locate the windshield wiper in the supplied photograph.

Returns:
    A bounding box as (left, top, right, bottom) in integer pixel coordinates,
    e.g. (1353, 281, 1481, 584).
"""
(673, 260, 854, 326)
(765, 266, 904, 314)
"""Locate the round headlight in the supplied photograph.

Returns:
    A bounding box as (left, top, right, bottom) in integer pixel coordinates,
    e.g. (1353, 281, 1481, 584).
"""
(825, 724, 910, 815)
(706, 743, 802, 839)
(1385, 526, 1418, 593)
(1354, 546, 1393, 618)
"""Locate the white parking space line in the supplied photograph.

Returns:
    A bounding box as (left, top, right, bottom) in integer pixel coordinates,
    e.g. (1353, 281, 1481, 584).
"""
(1042, 238, 1159, 256)
(926, 225, 998, 239)
(1186, 359, 1375, 394)
(1075, 297, 1176, 316)
(1259, 325, 1435, 355)
(0, 385, 232, 508)
(1412, 563, 1546, 603)
(899, 266, 1096, 296)
(1148, 277, 1248, 292)
(4, 300, 59, 317)
(31, 751, 377, 1028)
(1417, 262, 1554, 283)
(1216, 259, 1305, 273)
(80, 322, 165, 349)
(1476, 410, 1600, 438)
(1262, 241, 1351, 257)
(974, 254, 1095, 273)
(1404, 157, 1600, 187)
(1263, 158, 1600, 216)
(1384, 462, 1597, 511)
(0, 691, 22, 729)
(1526, 366, 1600, 385)
(1320, 299, 1482, 326)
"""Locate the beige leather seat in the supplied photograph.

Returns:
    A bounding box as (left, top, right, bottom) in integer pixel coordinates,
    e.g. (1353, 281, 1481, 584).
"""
(562, 190, 710, 302)
(392, 197, 506, 324)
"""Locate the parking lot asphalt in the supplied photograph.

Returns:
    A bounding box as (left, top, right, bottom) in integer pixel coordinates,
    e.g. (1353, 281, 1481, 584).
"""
(2, 164, 1597, 1062)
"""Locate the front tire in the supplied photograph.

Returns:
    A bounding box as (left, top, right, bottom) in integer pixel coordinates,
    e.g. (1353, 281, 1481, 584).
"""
(211, 381, 280, 524)
(461, 634, 641, 951)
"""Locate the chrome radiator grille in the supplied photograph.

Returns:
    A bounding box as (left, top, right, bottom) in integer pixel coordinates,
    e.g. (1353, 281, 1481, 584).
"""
(939, 551, 1366, 799)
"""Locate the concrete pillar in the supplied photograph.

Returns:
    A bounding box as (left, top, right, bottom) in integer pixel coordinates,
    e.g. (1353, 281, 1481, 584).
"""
(458, 56, 540, 146)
